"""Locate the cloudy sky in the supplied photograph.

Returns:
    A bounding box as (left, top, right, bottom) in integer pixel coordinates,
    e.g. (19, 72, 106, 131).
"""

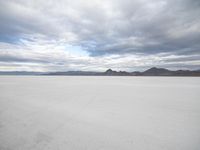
(0, 0, 200, 72)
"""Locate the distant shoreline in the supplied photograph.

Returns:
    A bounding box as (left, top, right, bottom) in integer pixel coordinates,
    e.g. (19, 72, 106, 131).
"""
(0, 67, 200, 76)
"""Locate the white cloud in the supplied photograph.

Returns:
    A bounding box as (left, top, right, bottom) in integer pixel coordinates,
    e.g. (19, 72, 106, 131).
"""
(0, 0, 200, 71)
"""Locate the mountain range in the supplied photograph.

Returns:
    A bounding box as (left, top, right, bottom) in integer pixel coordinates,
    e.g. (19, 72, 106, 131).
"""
(1, 67, 199, 76)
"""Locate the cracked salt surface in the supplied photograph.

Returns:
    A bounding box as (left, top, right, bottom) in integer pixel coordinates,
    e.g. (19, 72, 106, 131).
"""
(0, 76, 200, 150)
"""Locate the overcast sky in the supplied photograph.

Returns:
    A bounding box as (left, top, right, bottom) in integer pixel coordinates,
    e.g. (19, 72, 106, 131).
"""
(0, 0, 200, 72)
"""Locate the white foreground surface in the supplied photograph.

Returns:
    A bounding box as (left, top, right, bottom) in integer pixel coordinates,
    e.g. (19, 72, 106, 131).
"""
(0, 76, 200, 150)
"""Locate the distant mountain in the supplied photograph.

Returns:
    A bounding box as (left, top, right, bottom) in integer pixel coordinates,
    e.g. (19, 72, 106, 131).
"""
(45, 71, 100, 76)
(141, 67, 200, 76)
(44, 68, 200, 76)
(104, 69, 117, 75)
(0, 67, 200, 76)
(173, 70, 200, 76)
(0, 71, 43, 75)
(104, 67, 200, 76)
(102, 69, 131, 76)
(142, 67, 171, 76)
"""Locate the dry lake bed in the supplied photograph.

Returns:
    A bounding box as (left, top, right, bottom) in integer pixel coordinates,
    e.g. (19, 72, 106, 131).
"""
(0, 76, 200, 150)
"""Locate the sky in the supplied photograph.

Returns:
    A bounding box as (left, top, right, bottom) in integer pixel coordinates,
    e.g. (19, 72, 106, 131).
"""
(0, 0, 200, 72)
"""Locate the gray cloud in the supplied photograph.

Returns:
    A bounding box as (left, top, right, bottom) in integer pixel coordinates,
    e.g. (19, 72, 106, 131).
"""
(0, 0, 199, 71)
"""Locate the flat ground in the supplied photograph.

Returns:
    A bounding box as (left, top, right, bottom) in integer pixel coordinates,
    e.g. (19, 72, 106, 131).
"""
(0, 76, 200, 150)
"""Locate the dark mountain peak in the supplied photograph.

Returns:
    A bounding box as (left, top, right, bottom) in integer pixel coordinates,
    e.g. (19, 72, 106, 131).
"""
(104, 69, 117, 75)
(105, 69, 115, 73)
(154, 67, 165, 70)
(103, 69, 130, 76)
(142, 67, 171, 76)
(144, 67, 169, 72)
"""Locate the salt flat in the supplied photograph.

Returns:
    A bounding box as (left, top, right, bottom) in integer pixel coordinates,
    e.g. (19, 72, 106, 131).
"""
(0, 76, 200, 150)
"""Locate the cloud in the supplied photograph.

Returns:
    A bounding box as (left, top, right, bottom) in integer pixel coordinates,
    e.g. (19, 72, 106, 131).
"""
(0, 0, 199, 71)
